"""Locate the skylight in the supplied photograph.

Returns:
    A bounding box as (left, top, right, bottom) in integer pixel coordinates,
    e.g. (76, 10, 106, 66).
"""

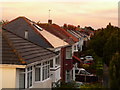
(33, 24, 43, 31)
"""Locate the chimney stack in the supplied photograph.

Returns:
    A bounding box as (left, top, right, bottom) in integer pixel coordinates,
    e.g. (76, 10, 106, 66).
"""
(78, 25, 80, 28)
(48, 19, 52, 24)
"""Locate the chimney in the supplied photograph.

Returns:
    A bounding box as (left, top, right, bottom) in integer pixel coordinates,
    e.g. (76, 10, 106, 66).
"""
(48, 19, 52, 24)
(78, 25, 80, 28)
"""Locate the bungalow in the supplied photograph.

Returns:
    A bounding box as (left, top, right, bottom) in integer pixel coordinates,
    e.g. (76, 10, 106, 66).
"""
(2, 17, 68, 87)
(0, 29, 57, 89)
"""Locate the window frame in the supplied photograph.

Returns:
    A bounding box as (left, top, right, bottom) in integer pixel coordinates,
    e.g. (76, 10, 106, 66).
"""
(66, 47, 72, 59)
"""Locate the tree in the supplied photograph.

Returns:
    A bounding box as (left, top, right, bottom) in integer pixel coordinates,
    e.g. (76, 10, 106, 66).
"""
(109, 52, 120, 88)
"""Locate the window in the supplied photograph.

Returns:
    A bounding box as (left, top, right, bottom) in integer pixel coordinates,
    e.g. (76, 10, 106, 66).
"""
(19, 61, 51, 88)
(50, 59, 53, 68)
(55, 56, 60, 67)
(25, 30, 28, 39)
(35, 63, 41, 81)
(27, 66, 32, 88)
(35, 61, 50, 82)
(19, 69, 25, 89)
(42, 61, 50, 80)
(66, 47, 72, 59)
(66, 70, 71, 82)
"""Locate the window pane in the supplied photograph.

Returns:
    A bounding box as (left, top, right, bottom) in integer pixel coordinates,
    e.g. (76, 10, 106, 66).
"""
(55, 57, 59, 66)
(48, 65, 50, 78)
(19, 73, 25, 89)
(66, 47, 72, 59)
(27, 73, 29, 88)
(42, 67, 44, 80)
(50, 60, 53, 68)
(30, 72, 32, 87)
(35, 68, 40, 81)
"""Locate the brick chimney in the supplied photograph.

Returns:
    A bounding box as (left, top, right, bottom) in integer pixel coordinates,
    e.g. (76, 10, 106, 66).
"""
(78, 25, 80, 28)
(48, 19, 52, 24)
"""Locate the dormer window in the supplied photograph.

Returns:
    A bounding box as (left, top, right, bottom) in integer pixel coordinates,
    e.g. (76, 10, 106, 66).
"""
(25, 30, 28, 39)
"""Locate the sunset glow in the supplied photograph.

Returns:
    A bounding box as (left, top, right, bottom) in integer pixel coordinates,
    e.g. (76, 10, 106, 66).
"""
(0, 0, 119, 29)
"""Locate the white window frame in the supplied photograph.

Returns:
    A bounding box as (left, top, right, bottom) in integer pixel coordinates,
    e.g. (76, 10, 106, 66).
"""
(19, 59, 52, 88)
(35, 63, 42, 82)
(55, 56, 60, 68)
(19, 69, 26, 89)
(26, 66, 33, 88)
(66, 47, 72, 59)
(34, 61, 50, 82)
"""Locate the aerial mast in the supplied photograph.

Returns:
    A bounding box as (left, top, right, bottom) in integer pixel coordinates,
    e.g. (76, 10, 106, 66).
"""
(49, 9, 51, 19)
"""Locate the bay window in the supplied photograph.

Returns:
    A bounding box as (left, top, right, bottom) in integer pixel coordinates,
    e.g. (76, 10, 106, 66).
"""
(19, 60, 51, 88)
(35, 61, 50, 81)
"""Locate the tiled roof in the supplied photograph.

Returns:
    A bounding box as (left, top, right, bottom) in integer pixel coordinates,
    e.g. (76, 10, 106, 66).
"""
(38, 23, 79, 45)
(36, 28, 69, 48)
(2, 16, 53, 48)
(68, 29, 88, 38)
(1, 30, 57, 65)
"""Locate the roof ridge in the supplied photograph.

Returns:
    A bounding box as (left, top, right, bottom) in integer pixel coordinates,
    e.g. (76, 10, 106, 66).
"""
(2, 16, 26, 26)
(52, 24, 79, 42)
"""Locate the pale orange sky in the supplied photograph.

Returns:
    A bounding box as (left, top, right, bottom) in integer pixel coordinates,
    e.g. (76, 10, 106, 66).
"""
(0, 0, 119, 29)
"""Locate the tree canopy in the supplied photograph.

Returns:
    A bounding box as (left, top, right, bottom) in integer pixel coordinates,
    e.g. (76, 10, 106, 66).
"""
(86, 23, 120, 88)
(87, 23, 120, 66)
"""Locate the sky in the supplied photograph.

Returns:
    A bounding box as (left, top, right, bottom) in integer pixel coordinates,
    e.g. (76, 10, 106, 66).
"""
(0, 0, 119, 29)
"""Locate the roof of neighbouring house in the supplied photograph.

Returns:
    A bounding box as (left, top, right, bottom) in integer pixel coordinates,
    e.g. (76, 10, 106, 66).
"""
(0, 29, 57, 65)
(35, 28, 69, 48)
(38, 23, 79, 45)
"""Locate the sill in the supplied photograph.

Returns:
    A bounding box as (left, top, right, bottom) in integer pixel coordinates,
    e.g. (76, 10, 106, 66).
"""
(34, 78, 51, 83)
(50, 65, 60, 69)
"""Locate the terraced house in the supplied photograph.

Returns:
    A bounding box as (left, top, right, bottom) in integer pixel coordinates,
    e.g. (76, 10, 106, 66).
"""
(0, 29, 57, 89)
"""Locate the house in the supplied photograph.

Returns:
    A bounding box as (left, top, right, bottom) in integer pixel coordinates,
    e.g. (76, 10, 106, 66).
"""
(37, 22, 81, 83)
(2, 16, 84, 84)
(62, 24, 93, 68)
(2, 17, 67, 87)
(0, 29, 57, 89)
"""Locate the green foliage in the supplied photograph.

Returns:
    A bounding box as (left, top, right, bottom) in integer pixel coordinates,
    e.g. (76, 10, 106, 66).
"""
(0, 20, 9, 26)
(80, 83, 104, 88)
(58, 81, 76, 88)
(86, 23, 120, 88)
(87, 24, 120, 66)
(109, 52, 120, 88)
